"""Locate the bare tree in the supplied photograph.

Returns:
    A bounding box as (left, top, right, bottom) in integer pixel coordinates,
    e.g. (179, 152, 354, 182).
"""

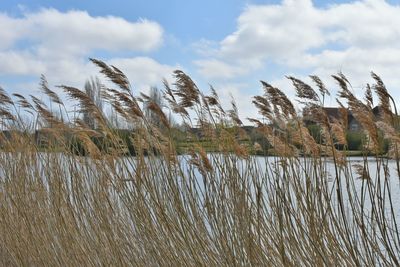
(144, 86, 164, 127)
(83, 76, 103, 129)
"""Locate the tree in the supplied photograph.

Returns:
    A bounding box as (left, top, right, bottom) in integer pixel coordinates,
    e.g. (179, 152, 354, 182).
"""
(144, 86, 164, 127)
(83, 76, 103, 129)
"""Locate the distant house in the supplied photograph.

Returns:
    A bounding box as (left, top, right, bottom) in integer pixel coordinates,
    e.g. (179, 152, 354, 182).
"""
(304, 106, 382, 132)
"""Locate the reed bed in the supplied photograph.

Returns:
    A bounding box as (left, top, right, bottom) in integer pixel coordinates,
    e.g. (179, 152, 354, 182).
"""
(0, 59, 399, 266)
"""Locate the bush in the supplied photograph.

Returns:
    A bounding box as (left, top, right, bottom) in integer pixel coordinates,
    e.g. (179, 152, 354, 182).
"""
(307, 124, 322, 144)
(346, 131, 365, 151)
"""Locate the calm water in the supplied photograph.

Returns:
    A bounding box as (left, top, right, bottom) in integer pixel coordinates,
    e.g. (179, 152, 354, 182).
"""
(2, 153, 400, 222)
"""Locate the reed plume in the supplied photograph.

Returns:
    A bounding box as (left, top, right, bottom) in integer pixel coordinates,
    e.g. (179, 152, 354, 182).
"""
(0, 63, 399, 266)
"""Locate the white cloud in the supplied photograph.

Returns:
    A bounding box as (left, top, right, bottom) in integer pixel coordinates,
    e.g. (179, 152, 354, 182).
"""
(0, 8, 176, 100)
(0, 8, 163, 54)
(0, 51, 46, 75)
(108, 57, 179, 91)
(194, 0, 400, 99)
(219, 0, 325, 63)
(194, 59, 248, 79)
(211, 82, 256, 121)
(326, 0, 400, 49)
(5, 54, 177, 99)
(192, 39, 218, 57)
(7, 56, 177, 103)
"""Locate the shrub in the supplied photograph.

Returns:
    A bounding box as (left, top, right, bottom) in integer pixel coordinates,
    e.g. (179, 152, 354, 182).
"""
(346, 131, 365, 150)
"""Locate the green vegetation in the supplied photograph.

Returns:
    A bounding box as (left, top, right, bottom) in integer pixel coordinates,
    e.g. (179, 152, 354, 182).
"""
(346, 131, 365, 150)
(0, 60, 399, 265)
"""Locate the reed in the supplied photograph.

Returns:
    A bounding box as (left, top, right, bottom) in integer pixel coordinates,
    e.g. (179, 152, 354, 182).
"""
(0, 60, 399, 266)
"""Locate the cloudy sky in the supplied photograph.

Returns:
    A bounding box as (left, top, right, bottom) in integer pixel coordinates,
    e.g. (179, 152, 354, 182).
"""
(0, 0, 399, 121)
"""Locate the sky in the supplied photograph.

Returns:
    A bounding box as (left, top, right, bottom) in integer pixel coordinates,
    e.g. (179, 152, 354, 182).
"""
(1, 0, 400, 122)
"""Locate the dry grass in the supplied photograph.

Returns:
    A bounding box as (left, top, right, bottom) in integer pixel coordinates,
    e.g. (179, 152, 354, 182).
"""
(0, 60, 399, 266)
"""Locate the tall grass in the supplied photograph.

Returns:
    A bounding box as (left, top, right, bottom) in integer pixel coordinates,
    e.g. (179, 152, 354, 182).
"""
(0, 59, 399, 266)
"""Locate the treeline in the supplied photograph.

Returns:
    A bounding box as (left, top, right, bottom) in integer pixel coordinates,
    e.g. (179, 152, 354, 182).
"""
(1, 62, 398, 158)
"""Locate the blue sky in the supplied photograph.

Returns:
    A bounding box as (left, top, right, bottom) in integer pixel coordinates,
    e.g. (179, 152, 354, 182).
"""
(1, 0, 400, 120)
